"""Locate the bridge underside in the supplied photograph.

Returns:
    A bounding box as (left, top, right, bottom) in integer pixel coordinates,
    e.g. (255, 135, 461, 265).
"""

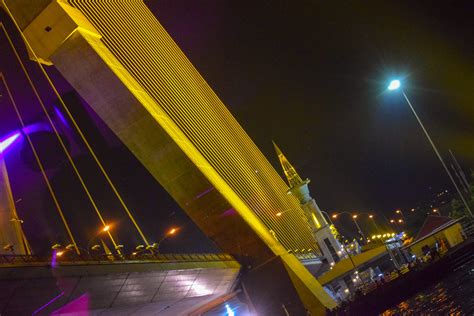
(0, 256, 240, 315)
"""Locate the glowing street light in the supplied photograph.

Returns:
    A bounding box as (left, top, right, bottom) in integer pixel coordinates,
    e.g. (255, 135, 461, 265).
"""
(87, 224, 113, 254)
(387, 79, 472, 218)
(333, 212, 366, 241)
(154, 227, 180, 253)
(398, 219, 404, 223)
(387, 79, 400, 91)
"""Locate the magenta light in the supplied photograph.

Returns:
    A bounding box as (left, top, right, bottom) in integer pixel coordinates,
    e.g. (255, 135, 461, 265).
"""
(0, 132, 21, 153)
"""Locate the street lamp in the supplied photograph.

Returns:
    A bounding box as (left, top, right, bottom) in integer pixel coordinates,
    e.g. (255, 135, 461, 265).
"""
(155, 227, 179, 253)
(87, 225, 112, 254)
(332, 212, 367, 241)
(368, 214, 381, 233)
(387, 80, 472, 217)
(395, 209, 406, 221)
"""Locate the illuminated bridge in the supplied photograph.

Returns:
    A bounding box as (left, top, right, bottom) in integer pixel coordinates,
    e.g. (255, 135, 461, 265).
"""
(0, 1, 337, 314)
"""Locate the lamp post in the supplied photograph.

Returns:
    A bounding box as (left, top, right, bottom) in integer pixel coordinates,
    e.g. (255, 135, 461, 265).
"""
(387, 80, 472, 218)
(395, 209, 406, 221)
(368, 214, 381, 233)
(155, 227, 178, 253)
(332, 212, 367, 241)
(87, 225, 112, 254)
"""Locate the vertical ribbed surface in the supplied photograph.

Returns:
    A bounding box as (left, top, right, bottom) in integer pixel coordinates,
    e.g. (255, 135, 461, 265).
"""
(67, 1, 318, 253)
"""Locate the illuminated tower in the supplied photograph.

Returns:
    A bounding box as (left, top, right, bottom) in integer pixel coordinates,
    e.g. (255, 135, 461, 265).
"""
(274, 142, 343, 264)
(2, 1, 336, 313)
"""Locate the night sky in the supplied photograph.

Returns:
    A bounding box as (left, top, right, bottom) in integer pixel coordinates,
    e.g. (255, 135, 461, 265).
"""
(0, 1, 472, 251)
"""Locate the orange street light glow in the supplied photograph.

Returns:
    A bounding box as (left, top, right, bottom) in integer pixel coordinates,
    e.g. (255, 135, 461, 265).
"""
(168, 228, 177, 235)
(276, 212, 283, 217)
(398, 219, 403, 223)
(433, 209, 438, 213)
(332, 214, 338, 219)
(103, 225, 110, 232)
(352, 215, 358, 219)
(369, 215, 373, 219)
(396, 210, 401, 214)
(390, 219, 395, 223)
(56, 251, 64, 257)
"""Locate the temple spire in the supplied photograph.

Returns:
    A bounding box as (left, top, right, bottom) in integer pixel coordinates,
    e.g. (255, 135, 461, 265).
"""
(272, 141, 306, 189)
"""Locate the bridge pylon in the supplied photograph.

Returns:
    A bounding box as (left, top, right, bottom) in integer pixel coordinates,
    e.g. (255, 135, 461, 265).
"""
(2, 1, 337, 313)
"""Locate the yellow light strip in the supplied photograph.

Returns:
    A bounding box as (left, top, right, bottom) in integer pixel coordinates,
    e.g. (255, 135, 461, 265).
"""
(66, 0, 318, 252)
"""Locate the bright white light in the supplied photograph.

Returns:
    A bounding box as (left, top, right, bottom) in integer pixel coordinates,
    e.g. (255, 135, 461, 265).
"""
(225, 304, 235, 316)
(388, 79, 401, 90)
(0, 133, 21, 153)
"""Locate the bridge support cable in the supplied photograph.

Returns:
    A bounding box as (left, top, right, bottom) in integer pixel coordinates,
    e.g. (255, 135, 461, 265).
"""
(2, 8, 151, 249)
(0, 23, 122, 255)
(0, 73, 80, 255)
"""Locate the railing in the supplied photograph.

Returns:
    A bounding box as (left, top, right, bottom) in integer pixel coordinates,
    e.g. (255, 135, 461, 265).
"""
(0, 253, 235, 266)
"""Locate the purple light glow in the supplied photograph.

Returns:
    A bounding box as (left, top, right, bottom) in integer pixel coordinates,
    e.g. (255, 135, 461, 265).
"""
(54, 107, 70, 128)
(0, 124, 49, 157)
(32, 291, 65, 315)
(0, 132, 21, 154)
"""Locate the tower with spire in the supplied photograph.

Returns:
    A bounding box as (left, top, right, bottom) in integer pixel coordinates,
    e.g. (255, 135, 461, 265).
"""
(273, 142, 343, 264)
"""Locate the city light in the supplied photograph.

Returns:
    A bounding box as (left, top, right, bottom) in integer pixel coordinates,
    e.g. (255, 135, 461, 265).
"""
(352, 214, 358, 219)
(387, 79, 401, 90)
(332, 214, 338, 219)
(433, 209, 438, 213)
(225, 304, 235, 316)
(168, 228, 177, 235)
(396, 210, 401, 214)
(103, 225, 110, 232)
(390, 219, 395, 223)
(398, 219, 403, 223)
(276, 212, 282, 217)
(56, 251, 64, 257)
(369, 214, 374, 219)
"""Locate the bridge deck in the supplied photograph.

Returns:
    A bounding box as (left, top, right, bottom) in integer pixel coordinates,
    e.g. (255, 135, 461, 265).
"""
(0, 254, 240, 315)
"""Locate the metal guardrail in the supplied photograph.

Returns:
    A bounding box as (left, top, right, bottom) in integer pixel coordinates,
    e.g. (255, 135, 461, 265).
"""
(0, 253, 235, 266)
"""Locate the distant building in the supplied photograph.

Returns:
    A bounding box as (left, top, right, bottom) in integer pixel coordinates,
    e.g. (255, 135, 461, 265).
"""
(407, 215, 466, 257)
